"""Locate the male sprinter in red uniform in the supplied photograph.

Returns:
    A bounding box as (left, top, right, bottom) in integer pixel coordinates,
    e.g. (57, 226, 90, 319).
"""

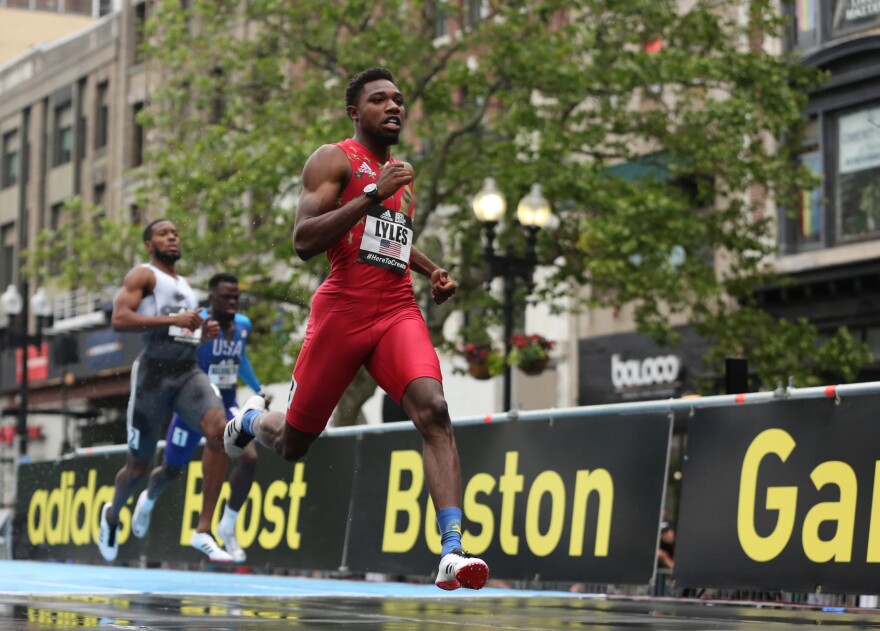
(224, 67, 488, 590)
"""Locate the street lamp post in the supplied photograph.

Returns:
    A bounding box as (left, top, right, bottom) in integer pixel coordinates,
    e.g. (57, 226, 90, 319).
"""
(472, 178, 552, 412)
(2, 283, 51, 459)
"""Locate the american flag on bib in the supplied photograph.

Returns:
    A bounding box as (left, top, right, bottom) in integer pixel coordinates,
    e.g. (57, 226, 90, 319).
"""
(379, 238, 401, 257)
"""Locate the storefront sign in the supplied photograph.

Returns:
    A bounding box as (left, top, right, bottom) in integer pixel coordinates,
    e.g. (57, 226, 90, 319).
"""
(579, 327, 707, 404)
(833, 0, 880, 37)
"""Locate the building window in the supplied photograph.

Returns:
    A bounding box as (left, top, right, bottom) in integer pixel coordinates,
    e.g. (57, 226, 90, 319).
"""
(430, 1, 449, 38)
(797, 149, 823, 246)
(2, 131, 18, 188)
(94, 183, 106, 208)
(78, 114, 87, 160)
(835, 104, 880, 241)
(0, 223, 14, 291)
(130, 204, 143, 225)
(790, 0, 820, 49)
(133, 2, 147, 65)
(132, 102, 145, 167)
(53, 103, 73, 166)
(95, 81, 110, 150)
(51, 202, 66, 231)
(466, 0, 487, 27)
(780, 117, 824, 253)
(49, 203, 66, 274)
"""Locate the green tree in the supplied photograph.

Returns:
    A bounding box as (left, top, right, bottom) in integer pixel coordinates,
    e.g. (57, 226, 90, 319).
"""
(29, 0, 870, 422)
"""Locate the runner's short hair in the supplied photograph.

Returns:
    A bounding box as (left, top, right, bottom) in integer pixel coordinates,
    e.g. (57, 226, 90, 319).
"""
(345, 67, 396, 110)
(209, 272, 238, 290)
(143, 218, 170, 242)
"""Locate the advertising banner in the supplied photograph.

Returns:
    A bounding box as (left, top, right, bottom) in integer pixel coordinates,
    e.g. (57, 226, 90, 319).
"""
(346, 416, 672, 584)
(15, 415, 671, 585)
(15, 455, 147, 564)
(675, 397, 880, 593)
(16, 436, 357, 570)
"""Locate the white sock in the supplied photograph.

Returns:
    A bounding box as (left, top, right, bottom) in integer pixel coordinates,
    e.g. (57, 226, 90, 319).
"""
(142, 492, 156, 511)
(220, 507, 239, 532)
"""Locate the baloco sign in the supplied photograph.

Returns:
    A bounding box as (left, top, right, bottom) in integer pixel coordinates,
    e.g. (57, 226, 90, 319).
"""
(611, 353, 681, 391)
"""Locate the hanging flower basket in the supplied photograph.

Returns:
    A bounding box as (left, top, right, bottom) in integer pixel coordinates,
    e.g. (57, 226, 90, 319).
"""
(468, 361, 492, 380)
(507, 334, 554, 376)
(463, 342, 502, 380)
(519, 357, 549, 376)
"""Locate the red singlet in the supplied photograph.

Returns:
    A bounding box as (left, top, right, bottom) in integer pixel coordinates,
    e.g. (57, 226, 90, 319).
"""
(285, 138, 443, 432)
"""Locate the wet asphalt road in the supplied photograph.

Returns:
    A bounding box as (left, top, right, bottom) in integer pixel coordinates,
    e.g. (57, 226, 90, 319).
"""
(4, 592, 880, 630)
(2, 561, 880, 630)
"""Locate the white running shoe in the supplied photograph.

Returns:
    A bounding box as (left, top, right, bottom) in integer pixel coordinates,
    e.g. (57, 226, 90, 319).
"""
(97, 502, 119, 562)
(435, 548, 489, 590)
(131, 490, 153, 539)
(217, 520, 246, 563)
(224, 395, 265, 458)
(190, 531, 233, 563)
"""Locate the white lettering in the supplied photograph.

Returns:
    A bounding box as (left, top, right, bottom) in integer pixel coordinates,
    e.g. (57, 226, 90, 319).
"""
(611, 353, 681, 390)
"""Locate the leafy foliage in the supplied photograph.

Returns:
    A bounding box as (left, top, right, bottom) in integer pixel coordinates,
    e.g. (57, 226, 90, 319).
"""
(24, 199, 142, 291)
(27, 0, 871, 418)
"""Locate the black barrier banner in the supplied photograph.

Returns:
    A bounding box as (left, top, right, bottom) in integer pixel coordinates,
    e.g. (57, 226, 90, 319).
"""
(676, 397, 880, 594)
(16, 436, 357, 569)
(346, 416, 671, 584)
(15, 416, 670, 584)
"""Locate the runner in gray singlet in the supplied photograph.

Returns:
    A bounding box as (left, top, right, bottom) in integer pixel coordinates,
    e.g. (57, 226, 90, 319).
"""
(96, 219, 232, 563)
(127, 261, 218, 459)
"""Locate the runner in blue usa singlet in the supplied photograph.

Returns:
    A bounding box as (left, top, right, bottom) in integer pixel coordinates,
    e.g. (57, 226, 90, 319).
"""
(164, 308, 264, 463)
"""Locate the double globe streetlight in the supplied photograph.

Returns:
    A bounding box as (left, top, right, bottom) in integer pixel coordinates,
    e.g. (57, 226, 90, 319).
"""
(471, 178, 552, 412)
(2, 283, 51, 458)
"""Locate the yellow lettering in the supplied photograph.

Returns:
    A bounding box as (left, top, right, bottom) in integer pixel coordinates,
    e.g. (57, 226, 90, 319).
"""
(71, 470, 96, 545)
(286, 463, 308, 550)
(238, 483, 262, 549)
(499, 452, 524, 555)
(46, 475, 67, 545)
(803, 461, 857, 562)
(258, 480, 288, 550)
(462, 473, 496, 555)
(28, 489, 48, 545)
(569, 468, 614, 557)
(180, 461, 203, 545)
(382, 450, 423, 553)
(866, 462, 880, 562)
(525, 471, 566, 557)
(738, 428, 797, 562)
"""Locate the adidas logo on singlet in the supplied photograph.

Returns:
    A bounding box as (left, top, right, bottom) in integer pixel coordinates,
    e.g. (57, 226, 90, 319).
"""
(358, 162, 377, 178)
(380, 210, 393, 221)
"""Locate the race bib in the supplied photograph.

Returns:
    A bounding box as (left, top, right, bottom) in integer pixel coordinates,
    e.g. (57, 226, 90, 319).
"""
(359, 206, 412, 274)
(208, 361, 238, 388)
(168, 323, 202, 345)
